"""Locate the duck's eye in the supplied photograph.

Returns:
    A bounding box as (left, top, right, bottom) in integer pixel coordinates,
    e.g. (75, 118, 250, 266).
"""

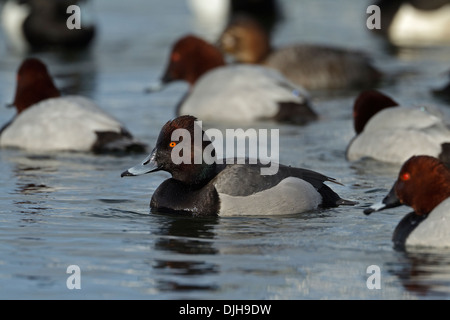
(401, 172, 411, 181)
(169, 142, 177, 148)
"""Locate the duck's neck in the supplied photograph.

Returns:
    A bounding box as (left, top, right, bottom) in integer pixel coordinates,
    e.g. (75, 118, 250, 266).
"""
(244, 35, 272, 64)
(172, 162, 218, 187)
(187, 42, 226, 85)
(188, 58, 225, 85)
(412, 170, 450, 216)
(13, 77, 60, 114)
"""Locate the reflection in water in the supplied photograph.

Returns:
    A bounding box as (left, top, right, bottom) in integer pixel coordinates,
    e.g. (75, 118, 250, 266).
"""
(152, 214, 220, 292)
(51, 54, 98, 98)
(388, 249, 450, 298)
(8, 154, 57, 215)
(15, 183, 51, 194)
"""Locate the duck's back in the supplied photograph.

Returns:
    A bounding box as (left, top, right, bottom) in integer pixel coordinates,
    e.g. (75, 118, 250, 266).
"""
(388, 2, 450, 46)
(150, 162, 347, 216)
(264, 45, 381, 90)
(179, 65, 311, 123)
(0, 96, 127, 152)
(211, 163, 345, 216)
(399, 198, 450, 248)
(347, 106, 450, 163)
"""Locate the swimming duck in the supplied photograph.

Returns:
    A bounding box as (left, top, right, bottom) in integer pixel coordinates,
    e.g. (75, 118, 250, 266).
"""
(187, 0, 282, 41)
(121, 115, 355, 216)
(1, 0, 96, 52)
(147, 34, 317, 125)
(0, 58, 147, 154)
(218, 15, 382, 91)
(365, 155, 450, 249)
(371, 0, 450, 47)
(346, 90, 450, 165)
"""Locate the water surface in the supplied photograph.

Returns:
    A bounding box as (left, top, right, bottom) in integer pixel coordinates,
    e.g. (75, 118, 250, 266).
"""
(1, 0, 450, 299)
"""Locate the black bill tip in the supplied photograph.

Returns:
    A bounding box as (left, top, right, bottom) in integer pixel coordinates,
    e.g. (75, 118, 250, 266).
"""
(121, 170, 134, 177)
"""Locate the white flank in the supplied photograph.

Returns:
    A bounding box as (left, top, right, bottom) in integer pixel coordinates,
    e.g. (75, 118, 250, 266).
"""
(0, 96, 124, 152)
(347, 106, 450, 164)
(406, 198, 450, 248)
(389, 3, 450, 46)
(217, 177, 322, 216)
(1, 0, 30, 52)
(180, 65, 308, 123)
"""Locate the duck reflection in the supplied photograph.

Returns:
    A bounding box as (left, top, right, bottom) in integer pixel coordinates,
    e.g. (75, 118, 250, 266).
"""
(152, 213, 220, 292)
(8, 153, 57, 214)
(15, 182, 51, 194)
(53, 59, 97, 99)
(388, 249, 450, 297)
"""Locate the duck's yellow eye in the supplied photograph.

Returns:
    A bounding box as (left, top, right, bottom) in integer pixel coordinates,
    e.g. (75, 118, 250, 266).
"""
(169, 142, 177, 148)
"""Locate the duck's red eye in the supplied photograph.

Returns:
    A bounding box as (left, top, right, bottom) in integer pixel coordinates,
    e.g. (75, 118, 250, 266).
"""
(169, 142, 177, 148)
(401, 172, 411, 181)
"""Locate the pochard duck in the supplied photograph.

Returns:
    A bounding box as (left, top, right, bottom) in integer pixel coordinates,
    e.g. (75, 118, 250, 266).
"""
(147, 35, 317, 125)
(0, 58, 147, 154)
(365, 155, 450, 249)
(1, 0, 96, 52)
(187, 0, 282, 41)
(346, 90, 450, 165)
(372, 0, 450, 47)
(121, 115, 355, 216)
(218, 16, 382, 91)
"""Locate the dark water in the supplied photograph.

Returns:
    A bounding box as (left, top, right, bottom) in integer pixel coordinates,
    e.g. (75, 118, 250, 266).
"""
(1, 0, 450, 299)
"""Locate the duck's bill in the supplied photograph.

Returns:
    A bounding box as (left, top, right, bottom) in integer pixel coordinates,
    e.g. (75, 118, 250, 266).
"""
(121, 148, 161, 177)
(144, 80, 166, 93)
(364, 184, 402, 215)
(144, 70, 175, 93)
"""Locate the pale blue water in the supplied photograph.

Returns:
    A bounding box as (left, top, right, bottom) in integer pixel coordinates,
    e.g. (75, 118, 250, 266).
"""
(1, 0, 450, 300)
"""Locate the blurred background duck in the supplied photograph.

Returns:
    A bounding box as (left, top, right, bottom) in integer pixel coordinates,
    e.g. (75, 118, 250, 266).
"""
(346, 90, 450, 166)
(218, 15, 382, 91)
(0, 58, 147, 154)
(187, 0, 282, 42)
(371, 0, 450, 47)
(1, 0, 96, 52)
(147, 35, 317, 125)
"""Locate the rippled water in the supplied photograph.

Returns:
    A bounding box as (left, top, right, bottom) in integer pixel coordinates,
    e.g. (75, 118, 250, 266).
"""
(1, 0, 450, 300)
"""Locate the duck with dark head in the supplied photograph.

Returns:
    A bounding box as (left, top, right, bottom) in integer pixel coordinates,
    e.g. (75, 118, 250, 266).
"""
(122, 115, 356, 216)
